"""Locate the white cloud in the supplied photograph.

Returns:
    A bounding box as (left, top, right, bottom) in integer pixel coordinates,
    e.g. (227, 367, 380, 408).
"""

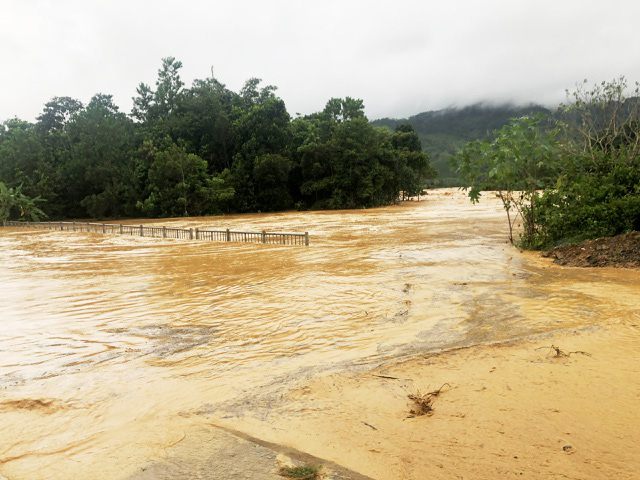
(1, 0, 639, 121)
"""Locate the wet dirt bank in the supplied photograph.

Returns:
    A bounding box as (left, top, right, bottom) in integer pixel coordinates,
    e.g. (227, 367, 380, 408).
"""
(1, 189, 639, 479)
(543, 231, 640, 269)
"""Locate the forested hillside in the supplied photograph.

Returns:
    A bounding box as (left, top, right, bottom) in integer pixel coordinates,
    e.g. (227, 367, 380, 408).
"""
(0, 58, 435, 221)
(372, 104, 550, 185)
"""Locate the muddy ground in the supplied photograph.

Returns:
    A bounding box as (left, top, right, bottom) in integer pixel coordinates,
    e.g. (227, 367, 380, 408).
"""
(212, 323, 640, 479)
(1, 190, 639, 479)
(543, 231, 640, 268)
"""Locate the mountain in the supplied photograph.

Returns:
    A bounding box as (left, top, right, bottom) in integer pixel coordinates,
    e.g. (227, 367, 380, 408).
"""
(371, 103, 550, 186)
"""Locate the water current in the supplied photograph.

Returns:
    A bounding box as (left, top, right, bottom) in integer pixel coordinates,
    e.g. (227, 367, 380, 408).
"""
(1, 189, 638, 479)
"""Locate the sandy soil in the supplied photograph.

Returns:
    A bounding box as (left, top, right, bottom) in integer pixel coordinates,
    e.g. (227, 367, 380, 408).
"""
(214, 323, 640, 479)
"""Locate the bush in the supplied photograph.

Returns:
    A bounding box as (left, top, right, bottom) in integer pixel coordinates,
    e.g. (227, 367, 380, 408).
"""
(532, 163, 640, 248)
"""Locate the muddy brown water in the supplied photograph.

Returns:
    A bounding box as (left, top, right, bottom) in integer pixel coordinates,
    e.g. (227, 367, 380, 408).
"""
(1, 189, 639, 479)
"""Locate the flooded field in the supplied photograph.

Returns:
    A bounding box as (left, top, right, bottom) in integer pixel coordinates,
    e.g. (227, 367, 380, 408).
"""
(1, 189, 639, 479)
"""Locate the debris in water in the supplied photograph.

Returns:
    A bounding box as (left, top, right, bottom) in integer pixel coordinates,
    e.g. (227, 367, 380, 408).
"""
(407, 383, 450, 417)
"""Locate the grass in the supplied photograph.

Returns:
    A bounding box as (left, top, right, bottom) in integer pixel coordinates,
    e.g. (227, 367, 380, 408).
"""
(278, 464, 320, 479)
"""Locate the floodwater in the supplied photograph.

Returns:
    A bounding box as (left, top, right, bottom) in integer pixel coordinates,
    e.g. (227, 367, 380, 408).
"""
(0, 189, 639, 479)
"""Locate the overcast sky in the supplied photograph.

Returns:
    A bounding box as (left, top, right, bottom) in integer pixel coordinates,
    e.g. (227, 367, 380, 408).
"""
(2, 0, 639, 121)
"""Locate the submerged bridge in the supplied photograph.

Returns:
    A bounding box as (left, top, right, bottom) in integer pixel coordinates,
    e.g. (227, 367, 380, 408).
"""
(2, 220, 310, 246)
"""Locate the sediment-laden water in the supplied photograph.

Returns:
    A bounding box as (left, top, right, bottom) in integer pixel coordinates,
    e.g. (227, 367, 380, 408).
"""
(1, 189, 639, 479)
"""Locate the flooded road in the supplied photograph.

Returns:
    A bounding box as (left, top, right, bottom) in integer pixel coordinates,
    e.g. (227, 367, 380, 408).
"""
(1, 189, 639, 479)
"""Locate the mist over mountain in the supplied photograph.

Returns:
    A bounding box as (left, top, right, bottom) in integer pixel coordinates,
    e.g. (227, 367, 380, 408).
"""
(371, 103, 551, 185)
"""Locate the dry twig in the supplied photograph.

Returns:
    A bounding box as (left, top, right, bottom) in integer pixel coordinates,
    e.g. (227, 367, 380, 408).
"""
(536, 345, 592, 358)
(407, 383, 450, 417)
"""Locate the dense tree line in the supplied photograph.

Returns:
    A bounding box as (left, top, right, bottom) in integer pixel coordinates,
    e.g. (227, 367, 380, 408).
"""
(0, 58, 435, 221)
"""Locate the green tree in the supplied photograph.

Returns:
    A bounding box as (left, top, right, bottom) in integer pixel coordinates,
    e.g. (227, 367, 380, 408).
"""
(253, 154, 293, 211)
(131, 83, 154, 123)
(323, 97, 366, 123)
(62, 94, 137, 218)
(37, 96, 84, 133)
(0, 182, 46, 221)
(392, 124, 436, 199)
(532, 78, 640, 246)
(300, 113, 398, 209)
(140, 140, 233, 217)
(0, 120, 46, 194)
(453, 115, 560, 245)
(170, 75, 238, 172)
(558, 76, 640, 170)
(230, 88, 292, 211)
(1, 58, 428, 219)
(155, 56, 184, 119)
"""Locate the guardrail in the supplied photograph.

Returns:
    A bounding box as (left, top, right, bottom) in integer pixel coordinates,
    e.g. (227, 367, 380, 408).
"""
(2, 221, 310, 246)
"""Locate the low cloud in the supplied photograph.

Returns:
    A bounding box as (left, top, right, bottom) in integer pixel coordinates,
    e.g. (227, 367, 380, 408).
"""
(2, 0, 639, 121)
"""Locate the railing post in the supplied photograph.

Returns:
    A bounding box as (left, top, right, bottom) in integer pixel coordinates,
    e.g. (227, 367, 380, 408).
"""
(195, 228, 199, 240)
(140, 225, 144, 237)
(305, 232, 309, 246)
(86, 222, 89, 232)
(226, 229, 231, 241)
(189, 228, 194, 240)
(119, 224, 123, 234)
(102, 223, 106, 234)
(73, 221, 76, 231)
(262, 230, 266, 243)
(162, 226, 166, 238)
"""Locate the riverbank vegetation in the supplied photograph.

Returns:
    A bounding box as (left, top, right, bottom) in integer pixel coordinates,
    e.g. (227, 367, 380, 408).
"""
(453, 77, 640, 250)
(0, 57, 435, 221)
(0, 182, 46, 222)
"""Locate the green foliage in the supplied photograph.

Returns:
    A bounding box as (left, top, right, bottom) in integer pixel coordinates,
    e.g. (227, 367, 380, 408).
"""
(453, 115, 560, 244)
(278, 464, 320, 479)
(453, 77, 640, 249)
(61, 94, 137, 218)
(253, 154, 293, 211)
(140, 140, 234, 217)
(0, 182, 46, 222)
(531, 77, 640, 247)
(297, 103, 435, 209)
(0, 119, 51, 203)
(392, 124, 436, 198)
(0, 58, 435, 220)
(535, 165, 640, 245)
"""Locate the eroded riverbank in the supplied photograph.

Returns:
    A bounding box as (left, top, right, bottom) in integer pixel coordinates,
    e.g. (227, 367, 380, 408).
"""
(1, 189, 639, 479)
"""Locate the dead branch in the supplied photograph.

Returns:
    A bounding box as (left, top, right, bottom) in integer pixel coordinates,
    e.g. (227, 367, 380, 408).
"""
(407, 383, 451, 417)
(536, 345, 592, 358)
